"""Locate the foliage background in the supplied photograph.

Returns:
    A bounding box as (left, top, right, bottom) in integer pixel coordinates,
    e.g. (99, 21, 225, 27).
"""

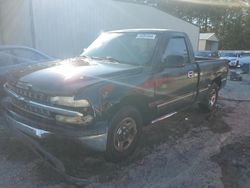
(157, 0, 250, 50)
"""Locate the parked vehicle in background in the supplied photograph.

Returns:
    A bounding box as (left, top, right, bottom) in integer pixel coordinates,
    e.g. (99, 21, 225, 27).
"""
(219, 51, 240, 68)
(195, 51, 219, 58)
(2, 29, 228, 162)
(240, 51, 250, 58)
(0, 46, 56, 95)
(239, 56, 250, 65)
(239, 56, 250, 74)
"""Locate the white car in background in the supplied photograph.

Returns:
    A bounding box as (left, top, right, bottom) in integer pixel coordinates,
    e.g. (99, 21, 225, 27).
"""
(219, 51, 240, 67)
(240, 51, 250, 59)
(239, 56, 250, 74)
(239, 56, 250, 65)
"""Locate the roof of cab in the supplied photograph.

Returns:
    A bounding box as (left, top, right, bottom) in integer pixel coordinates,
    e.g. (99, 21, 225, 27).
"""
(108, 28, 185, 35)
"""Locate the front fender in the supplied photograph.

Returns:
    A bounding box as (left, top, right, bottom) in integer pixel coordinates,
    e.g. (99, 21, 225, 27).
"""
(74, 79, 153, 123)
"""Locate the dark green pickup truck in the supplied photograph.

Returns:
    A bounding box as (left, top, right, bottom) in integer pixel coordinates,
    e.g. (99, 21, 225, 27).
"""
(2, 29, 228, 161)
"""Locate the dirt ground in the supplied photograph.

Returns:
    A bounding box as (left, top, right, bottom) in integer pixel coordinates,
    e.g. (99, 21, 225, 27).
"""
(0, 75, 250, 188)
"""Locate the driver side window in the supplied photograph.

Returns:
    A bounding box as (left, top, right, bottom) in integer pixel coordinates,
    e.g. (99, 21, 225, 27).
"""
(162, 37, 189, 64)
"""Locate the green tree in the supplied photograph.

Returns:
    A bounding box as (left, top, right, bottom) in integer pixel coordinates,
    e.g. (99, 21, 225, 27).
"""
(158, 0, 250, 50)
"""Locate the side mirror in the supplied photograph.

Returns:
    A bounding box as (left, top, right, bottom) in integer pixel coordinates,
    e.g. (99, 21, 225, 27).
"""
(162, 55, 185, 68)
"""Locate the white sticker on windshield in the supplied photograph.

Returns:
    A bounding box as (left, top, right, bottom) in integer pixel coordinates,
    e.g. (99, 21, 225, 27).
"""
(136, 34, 156, 39)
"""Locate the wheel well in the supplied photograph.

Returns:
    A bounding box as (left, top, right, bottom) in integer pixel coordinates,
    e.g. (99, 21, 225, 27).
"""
(213, 76, 222, 88)
(120, 95, 152, 126)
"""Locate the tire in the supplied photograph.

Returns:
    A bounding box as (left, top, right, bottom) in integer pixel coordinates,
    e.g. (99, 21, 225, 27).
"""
(105, 106, 142, 162)
(199, 83, 219, 112)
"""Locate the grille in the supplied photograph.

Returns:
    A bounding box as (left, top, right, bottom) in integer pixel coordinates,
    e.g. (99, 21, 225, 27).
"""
(7, 83, 50, 102)
(11, 97, 53, 119)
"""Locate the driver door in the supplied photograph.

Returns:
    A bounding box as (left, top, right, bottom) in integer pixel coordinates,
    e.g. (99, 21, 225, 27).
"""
(154, 37, 198, 115)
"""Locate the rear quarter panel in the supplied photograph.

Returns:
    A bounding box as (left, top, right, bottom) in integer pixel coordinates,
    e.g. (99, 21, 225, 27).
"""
(197, 59, 229, 90)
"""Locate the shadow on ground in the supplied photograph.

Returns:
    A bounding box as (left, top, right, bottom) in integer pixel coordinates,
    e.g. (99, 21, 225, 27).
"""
(211, 136, 250, 188)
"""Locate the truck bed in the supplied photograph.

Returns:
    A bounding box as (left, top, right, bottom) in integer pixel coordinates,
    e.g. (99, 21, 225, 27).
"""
(196, 58, 229, 90)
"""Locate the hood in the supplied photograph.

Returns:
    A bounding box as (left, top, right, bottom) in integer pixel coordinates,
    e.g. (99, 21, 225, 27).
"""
(9, 58, 143, 95)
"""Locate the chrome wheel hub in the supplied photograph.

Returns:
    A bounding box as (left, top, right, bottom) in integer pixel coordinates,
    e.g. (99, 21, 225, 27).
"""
(114, 117, 137, 152)
(209, 89, 217, 107)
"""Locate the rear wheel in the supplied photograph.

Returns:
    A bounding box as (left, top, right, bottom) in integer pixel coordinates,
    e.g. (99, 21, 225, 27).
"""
(199, 83, 219, 112)
(105, 106, 142, 162)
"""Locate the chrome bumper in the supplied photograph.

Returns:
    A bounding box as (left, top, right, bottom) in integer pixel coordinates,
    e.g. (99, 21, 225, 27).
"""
(5, 113, 52, 139)
(4, 112, 108, 152)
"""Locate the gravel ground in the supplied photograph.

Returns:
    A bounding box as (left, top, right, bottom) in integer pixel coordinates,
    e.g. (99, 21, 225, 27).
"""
(0, 73, 250, 188)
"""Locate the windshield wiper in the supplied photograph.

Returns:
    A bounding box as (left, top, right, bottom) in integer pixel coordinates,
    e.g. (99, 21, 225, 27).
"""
(79, 55, 92, 59)
(90, 56, 141, 66)
(91, 56, 121, 63)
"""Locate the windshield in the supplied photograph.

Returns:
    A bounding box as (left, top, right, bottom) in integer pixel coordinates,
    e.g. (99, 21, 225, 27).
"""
(82, 32, 159, 65)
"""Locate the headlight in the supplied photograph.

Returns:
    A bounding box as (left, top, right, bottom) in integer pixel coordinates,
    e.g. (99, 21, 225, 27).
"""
(51, 96, 93, 125)
(50, 96, 90, 107)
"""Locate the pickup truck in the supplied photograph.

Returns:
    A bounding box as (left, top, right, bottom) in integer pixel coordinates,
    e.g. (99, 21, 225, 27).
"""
(2, 29, 228, 162)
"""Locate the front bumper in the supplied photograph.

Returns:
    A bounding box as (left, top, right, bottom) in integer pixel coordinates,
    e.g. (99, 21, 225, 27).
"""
(3, 102, 108, 152)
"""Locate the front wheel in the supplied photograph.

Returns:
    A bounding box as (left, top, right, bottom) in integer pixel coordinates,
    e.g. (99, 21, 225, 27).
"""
(105, 106, 142, 162)
(199, 83, 219, 112)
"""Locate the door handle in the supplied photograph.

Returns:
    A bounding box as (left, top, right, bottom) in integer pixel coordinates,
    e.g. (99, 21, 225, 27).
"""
(187, 71, 194, 78)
